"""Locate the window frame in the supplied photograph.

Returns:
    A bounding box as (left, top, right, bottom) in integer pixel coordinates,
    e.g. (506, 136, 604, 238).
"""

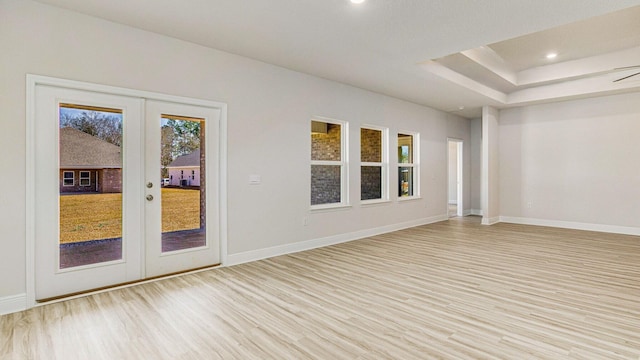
(397, 131, 420, 199)
(310, 117, 349, 210)
(360, 125, 388, 204)
(79, 171, 91, 186)
(62, 171, 74, 187)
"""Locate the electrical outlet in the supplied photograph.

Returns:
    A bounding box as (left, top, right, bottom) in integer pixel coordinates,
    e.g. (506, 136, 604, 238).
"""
(527, 201, 532, 209)
(303, 217, 309, 226)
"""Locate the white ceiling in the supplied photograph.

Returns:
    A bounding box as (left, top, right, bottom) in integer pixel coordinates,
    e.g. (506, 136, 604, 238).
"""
(34, 0, 640, 118)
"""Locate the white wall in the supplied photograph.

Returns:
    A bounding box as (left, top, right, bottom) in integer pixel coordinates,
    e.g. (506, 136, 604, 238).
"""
(167, 168, 200, 187)
(499, 93, 640, 230)
(0, 0, 470, 304)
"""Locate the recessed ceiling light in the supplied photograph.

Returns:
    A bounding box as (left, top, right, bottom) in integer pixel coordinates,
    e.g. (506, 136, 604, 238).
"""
(351, 0, 365, 4)
(546, 53, 558, 59)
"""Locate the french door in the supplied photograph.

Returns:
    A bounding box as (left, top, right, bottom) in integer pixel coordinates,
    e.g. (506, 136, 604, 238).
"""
(144, 100, 220, 277)
(34, 85, 221, 300)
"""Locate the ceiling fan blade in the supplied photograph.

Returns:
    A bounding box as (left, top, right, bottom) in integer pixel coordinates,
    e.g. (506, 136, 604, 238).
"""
(613, 71, 640, 82)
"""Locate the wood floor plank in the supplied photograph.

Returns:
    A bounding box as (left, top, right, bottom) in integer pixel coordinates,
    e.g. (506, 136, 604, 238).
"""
(2, 216, 640, 359)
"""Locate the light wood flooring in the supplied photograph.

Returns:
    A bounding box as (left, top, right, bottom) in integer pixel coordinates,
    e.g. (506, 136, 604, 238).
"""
(448, 204, 458, 217)
(2, 217, 639, 359)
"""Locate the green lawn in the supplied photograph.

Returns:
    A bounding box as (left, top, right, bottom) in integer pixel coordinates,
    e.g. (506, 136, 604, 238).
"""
(60, 188, 201, 244)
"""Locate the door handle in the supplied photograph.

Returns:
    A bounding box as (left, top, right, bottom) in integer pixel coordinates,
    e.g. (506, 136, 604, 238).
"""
(146, 194, 154, 201)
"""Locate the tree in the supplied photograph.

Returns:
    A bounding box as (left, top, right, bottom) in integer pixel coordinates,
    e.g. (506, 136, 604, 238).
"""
(159, 119, 201, 178)
(160, 125, 175, 178)
(161, 119, 205, 228)
(60, 110, 123, 147)
(166, 119, 200, 157)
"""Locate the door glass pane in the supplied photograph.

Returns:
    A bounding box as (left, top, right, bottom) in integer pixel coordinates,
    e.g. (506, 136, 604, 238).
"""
(161, 115, 206, 252)
(59, 104, 123, 269)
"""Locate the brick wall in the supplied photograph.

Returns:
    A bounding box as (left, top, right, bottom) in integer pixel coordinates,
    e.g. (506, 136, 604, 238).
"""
(101, 169, 123, 193)
(59, 169, 123, 194)
(360, 128, 381, 162)
(311, 123, 341, 161)
(310, 125, 385, 203)
(361, 166, 382, 200)
(311, 165, 341, 205)
(59, 169, 98, 193)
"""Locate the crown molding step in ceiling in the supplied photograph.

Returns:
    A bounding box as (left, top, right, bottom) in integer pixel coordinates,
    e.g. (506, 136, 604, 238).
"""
(431, 6, 640, 110)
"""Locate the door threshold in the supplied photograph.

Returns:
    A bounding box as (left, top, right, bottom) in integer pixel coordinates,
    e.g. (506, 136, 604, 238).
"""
(36, 263, 221, 304)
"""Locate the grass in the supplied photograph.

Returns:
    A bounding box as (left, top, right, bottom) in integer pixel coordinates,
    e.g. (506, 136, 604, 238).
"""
(59, 188, 201, 244)
(160, 188, 201, 233)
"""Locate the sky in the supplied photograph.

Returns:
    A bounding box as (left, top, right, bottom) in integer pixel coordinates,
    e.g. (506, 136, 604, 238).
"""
(59, 106, 123, 126)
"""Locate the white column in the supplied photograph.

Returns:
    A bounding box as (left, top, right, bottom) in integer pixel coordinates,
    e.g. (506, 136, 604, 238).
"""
(481, 106, 500, 225)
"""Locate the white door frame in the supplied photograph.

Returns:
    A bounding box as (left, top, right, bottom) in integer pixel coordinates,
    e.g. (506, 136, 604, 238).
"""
(26, 74, 228, 308)
(447, 138, 464, 217)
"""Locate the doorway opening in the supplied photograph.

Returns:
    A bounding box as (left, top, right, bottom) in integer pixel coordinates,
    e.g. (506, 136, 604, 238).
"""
(447, 139, 463, 218)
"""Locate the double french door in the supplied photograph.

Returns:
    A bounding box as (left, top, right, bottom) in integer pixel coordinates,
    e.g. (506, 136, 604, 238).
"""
(34, 85, 221, 300)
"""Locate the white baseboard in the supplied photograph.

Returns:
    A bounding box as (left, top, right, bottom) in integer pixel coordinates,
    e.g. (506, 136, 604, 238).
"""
(448, 200, 457, 205)
(226, 214, 448, 266)
(470, 209, 483, 216)
(0, 294, 27, 316)
(463, 209, 472, 216)
(499, 216, 640, 236)
(481, 216, 500, 225)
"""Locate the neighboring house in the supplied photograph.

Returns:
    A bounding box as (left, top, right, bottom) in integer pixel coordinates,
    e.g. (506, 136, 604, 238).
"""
(59, 127, 122, 193)
(167, 149, 201, 187)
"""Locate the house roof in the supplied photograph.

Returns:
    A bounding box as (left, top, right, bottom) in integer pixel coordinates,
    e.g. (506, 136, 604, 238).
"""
(60, 127, 122, 169)
(168, 150, 200, 168)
